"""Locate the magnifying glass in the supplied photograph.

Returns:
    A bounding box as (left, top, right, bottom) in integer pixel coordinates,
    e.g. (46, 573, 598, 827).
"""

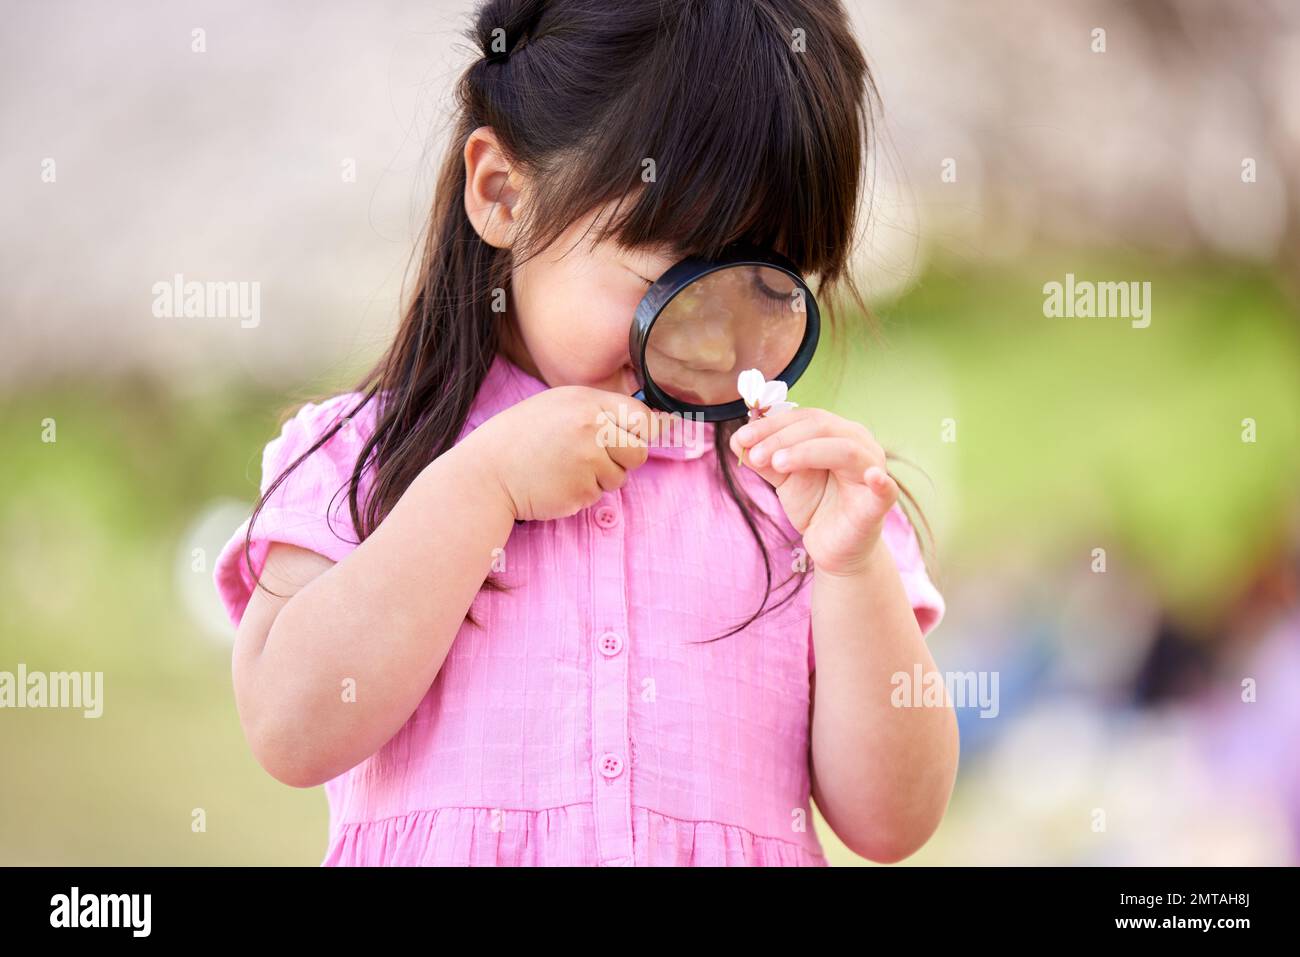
(629, 242, 820, 422)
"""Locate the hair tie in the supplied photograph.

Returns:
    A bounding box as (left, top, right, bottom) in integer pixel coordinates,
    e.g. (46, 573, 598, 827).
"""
(482, 4, 544, 66)
(483, 26, 525, 65)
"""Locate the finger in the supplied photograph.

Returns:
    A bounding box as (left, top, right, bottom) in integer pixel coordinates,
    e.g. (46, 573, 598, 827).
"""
(729, 406, 814, 452)
(595, 459, 627, 493)
(727, 424, 787, 488)
(769, 436, 872, 483)
(595, 462, 626, 494)
(601, 393, 661, 444)
(594, 409, 650, 467)
(745, 415, 879, 469)
(606, 429, 649, 472)
(728, 409, 809, 468)
(735, 450, 786, 489)
(860, 465, 901, 526)
(731, 416, 811, 465)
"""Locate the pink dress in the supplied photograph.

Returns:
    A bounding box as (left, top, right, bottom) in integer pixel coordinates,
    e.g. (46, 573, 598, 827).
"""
(214, 353, 945, 866)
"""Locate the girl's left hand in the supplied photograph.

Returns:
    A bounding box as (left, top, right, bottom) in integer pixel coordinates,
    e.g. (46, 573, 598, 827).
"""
(730, 407, 898, 577)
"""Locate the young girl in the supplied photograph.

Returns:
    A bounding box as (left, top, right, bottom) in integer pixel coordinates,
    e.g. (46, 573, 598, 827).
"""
(214, 0, 956, 866)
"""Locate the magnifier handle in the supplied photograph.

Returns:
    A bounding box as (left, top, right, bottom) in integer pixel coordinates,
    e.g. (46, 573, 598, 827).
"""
(631, 386, 669, 416)
(631, 387, 671, 414)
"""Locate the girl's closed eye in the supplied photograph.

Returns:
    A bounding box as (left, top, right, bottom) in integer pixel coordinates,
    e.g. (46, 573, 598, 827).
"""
(624, 247, 676, 288)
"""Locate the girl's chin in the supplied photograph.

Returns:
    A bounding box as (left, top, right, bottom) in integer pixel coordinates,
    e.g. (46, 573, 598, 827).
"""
(573, 364, 640, 397)
(597, 365, 638, 396)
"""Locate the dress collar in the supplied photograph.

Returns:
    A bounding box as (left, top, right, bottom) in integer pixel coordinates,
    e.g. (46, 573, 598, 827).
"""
(467, 353, 715, 461)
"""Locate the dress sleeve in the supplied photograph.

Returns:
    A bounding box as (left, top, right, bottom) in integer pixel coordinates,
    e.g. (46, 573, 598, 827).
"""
(212, 392, 375, 627)
(808, 502, 945, 673)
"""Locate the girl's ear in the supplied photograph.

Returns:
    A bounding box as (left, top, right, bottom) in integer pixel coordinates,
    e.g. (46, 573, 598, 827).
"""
(463, 126, 528, 249)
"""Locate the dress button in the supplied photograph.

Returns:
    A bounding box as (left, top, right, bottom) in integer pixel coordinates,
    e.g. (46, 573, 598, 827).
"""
(594, 505, 619, 528)
(597, 631, 624, 656)
(598, 753, 624, 779)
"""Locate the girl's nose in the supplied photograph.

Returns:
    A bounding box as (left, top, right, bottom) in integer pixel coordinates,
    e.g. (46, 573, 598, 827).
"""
(680, 335, 737, 373)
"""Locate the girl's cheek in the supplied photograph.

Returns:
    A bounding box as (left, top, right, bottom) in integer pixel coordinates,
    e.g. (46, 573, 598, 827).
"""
(520, 263, 643, 385)
(572, 282, 644, 376)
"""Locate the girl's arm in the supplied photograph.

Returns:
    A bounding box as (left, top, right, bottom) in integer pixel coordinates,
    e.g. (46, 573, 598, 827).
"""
(808, 537, 958, 863)
(232, 386, 657, 789)
(232, 432, 516, 788)
(729, 408, 957, 862)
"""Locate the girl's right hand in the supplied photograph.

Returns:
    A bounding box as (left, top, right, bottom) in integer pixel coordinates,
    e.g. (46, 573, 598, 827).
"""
(466, 386, 662, 522)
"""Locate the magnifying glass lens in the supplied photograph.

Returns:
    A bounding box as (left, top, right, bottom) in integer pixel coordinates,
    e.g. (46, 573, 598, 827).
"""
(644, 264, 806, 407)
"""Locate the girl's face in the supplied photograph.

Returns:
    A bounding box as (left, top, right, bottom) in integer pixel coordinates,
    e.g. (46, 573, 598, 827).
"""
(506, 199, 678, 397)
(463, 127, 685, 397)
(506, 215, 801, 408)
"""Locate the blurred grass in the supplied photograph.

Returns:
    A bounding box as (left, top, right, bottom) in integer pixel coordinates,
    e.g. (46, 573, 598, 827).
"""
(2, 254, 1298, 864)
(1, 382, 329, 864)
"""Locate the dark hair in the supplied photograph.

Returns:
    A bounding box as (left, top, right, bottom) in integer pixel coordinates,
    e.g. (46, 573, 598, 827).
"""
(245, 0, 927, 639)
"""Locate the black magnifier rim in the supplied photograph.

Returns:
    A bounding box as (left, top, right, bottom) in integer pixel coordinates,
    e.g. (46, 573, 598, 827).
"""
(629, 241, 820, 423)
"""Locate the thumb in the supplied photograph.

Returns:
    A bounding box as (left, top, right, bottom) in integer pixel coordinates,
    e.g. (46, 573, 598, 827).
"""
(603, 392, 666, 445)
(730, 427, 786, 488)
